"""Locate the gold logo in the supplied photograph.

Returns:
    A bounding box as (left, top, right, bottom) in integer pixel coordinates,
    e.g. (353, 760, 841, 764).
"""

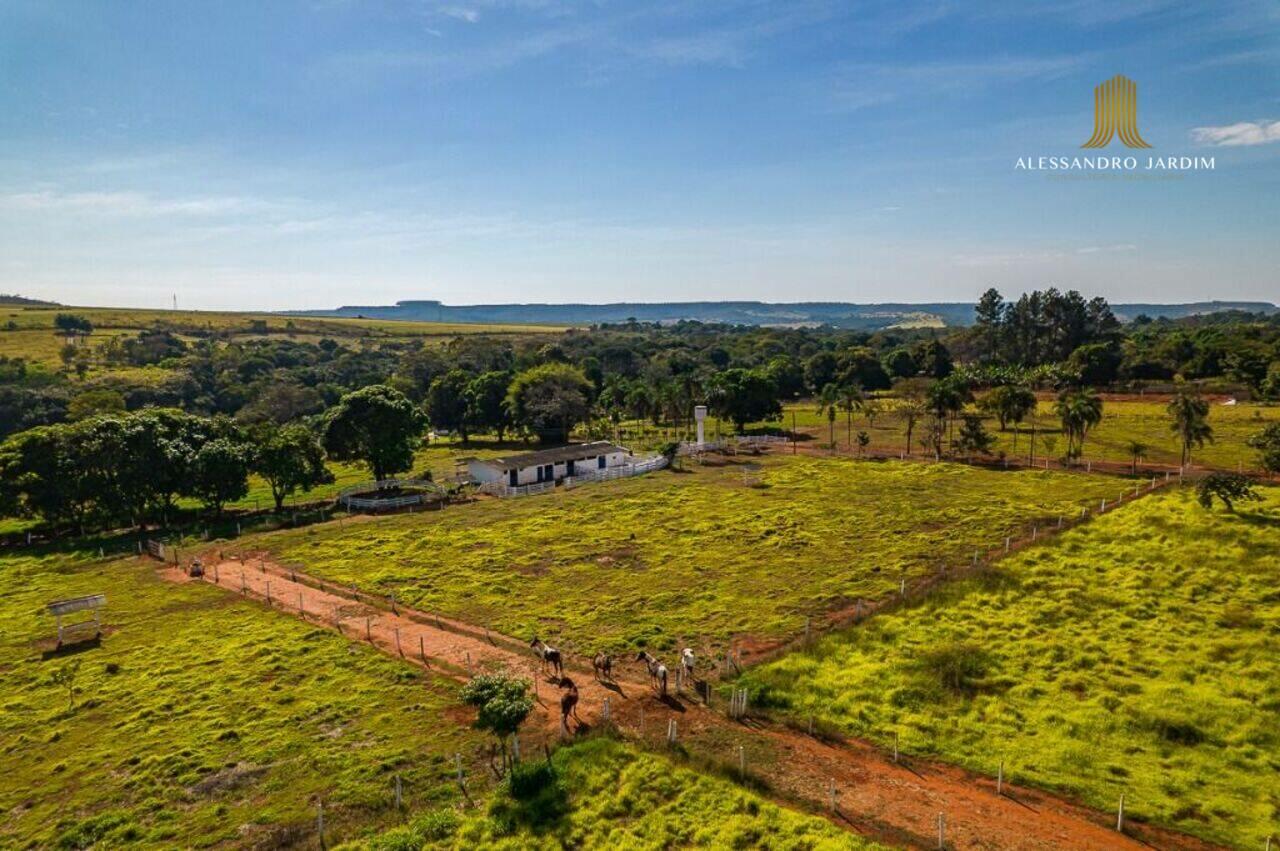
(1081, 75, 1151, 149)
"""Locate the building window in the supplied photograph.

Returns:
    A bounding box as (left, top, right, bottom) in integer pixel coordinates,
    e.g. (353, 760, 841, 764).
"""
(598, 456, 606, 469)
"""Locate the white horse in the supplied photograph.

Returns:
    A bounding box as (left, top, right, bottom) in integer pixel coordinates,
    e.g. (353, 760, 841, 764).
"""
(680, 647, 696, 681)
(635, 651, 668, 696)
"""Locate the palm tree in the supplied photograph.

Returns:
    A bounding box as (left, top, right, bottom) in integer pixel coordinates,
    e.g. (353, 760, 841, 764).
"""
(838, 384, 864, 448)
(817, 383, 841, 450)
(1167, 384, 1213, 468)
(1054, 388, 1103, 463)
(1125, 440, 1148, 475)
(897, 396, 927, 457)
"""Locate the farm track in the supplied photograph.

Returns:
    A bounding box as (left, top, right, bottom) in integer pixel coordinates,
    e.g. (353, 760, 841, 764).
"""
(165, 553, 1224, 851)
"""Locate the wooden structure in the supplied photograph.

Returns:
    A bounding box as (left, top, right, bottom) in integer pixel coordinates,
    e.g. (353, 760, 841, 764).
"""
(47, 594, 105, 647)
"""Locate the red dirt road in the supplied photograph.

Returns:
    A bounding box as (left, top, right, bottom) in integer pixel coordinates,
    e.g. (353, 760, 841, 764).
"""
(166, 554, 1222, 851)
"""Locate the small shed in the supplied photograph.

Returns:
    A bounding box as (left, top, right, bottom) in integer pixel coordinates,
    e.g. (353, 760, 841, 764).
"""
(465, 442, 630, 488)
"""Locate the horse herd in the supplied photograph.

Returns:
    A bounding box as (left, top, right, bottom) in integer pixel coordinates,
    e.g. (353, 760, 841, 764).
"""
(530, 637, 698, 732)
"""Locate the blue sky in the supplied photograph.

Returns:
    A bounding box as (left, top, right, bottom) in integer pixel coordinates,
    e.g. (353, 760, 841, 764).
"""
(1, 0, 1277, 310)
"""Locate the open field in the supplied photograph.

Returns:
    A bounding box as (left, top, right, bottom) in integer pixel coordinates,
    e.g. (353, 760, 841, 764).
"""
(738, 486, 1280, 848)
(0, 305, 566, 367)
(0, 548, 485, 849)
(244, 456, 1123, 654)
(697, 397, 1280, 473)
(340, 736, 878, 850)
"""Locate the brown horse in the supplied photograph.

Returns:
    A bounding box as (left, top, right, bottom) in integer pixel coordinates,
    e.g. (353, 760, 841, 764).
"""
(559, 677, 581, 732)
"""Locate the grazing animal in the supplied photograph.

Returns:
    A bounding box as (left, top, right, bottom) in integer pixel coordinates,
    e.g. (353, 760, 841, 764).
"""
(635, 651, 668, 696)
(681, 647, 696, 681)
(530, 637, 563, 678)
(593, 652, 613, 681)
(559, 677, 580, 731)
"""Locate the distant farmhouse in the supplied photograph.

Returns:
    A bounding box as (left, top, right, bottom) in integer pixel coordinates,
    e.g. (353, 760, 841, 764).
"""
(465, 442, 629, 489)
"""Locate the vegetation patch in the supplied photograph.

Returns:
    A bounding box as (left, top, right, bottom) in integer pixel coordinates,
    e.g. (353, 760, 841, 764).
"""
(337, 736, 881, 850)
(0, 548, 484, 848)
(248, 456, 1121, 653)
(739, 487, 1280, 848)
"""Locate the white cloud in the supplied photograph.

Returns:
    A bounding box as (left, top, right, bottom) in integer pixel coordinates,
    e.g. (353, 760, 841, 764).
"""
(0, 190, 280, 217)
(1190, 120, 1280, 147)
(1075, 243, 1137, 254)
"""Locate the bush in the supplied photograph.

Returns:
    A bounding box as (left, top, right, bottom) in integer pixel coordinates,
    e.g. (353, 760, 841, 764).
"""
(915, 641, 995, 696)
(490, 760, 567, 829)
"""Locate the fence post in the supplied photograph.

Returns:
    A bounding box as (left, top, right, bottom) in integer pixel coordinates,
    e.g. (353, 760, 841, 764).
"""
(317, 802, 325, 850)
(602, 696, 610, 722)
(394, 627, 402, 656)
(298, 591, 304, 617)
(366, 617, 372, 641)
(937, 812, 945, 849)
(1116, 793, 1125, 832)
(997, 760, 1004, 795)
(828, 779, 837, 813)
(738, 744, 745, 777)
(394, 774, 402, 809)
(420, 635, 426, 663)
(893, 730, 899, 762)
(265, 582, 271, 605)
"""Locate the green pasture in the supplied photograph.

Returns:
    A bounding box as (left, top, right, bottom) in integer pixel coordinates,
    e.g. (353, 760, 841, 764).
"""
(0, 547, 485, 849)
(340, 736, 876, 850)
(243, 456, 1122, 654)
(729, 398, 1280, 472)
(739, 486, 1280, 848)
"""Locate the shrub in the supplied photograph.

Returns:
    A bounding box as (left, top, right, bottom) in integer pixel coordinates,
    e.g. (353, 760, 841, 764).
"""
(915, 641, 994, 696)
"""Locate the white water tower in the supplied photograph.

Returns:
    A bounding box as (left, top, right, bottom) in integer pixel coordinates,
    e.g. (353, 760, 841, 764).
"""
(694, 405, 708, 446)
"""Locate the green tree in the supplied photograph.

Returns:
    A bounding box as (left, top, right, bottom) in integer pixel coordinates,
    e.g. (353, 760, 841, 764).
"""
(50, 660, 81, 711)
(1196, 473, 1260, 513)
(1167, 383, 1213, 468)
(253, 424, 335, 511)
(459, 673, 534, 775)
(1247, 423, 1280, 476)
(803, 351, 839, 396)
(425, 369, 474, 443)
(955, 414, 995, 461)
(838, 384, 864, 448)
(323, 385, 426, 481)
(816, 383, 840, 448)
(1054, 388, 1103, 462)
(506, 364, 593, 443)
(468, 371, 514, 441)
(1125, 440, 1148, 475)
(896, 394, 927, 456)
(67, 390, 126, 421)
(709, 368, 781, 432)
(191, 437, 251, 515)
(54, 313, 93, 337)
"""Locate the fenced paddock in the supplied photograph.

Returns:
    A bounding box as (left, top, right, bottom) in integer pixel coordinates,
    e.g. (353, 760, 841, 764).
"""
(338, 479, 447, 512)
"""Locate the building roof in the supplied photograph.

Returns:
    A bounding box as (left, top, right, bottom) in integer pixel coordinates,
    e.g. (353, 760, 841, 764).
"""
(474, 442, 627, 472)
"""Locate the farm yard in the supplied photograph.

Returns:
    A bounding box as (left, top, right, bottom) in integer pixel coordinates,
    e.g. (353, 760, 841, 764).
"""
(738, 486, 1280, 849)
(242, 455, 1124, 654)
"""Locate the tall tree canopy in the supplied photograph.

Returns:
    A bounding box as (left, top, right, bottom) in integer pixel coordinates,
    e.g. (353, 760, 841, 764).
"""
(322, 385, 426, 481)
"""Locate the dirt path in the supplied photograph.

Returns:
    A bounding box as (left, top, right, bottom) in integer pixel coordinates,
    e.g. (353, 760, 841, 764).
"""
(164, 555, 1221, 851)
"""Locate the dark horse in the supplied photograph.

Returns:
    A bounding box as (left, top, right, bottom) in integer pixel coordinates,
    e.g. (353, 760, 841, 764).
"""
(559, 676, 581, 733)
(531, 637, 563, 678)
(592, 652, 613, 681)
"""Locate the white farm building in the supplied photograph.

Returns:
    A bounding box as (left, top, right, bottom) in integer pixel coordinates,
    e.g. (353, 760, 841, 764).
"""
(465, 442, 630, 489)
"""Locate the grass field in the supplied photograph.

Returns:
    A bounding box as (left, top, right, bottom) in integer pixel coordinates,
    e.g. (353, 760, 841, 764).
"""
(0, 547, 486, 849)
(243, 456, 1123, 654)
(340, 736, 878, 850)
(0, 305, 566, 367)
(738, 486, 1280, 848)
(716, 397, 1280, 473)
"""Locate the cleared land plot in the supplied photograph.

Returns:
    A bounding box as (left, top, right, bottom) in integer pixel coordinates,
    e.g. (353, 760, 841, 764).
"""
(341, 737, 879, 850)
(0, 549, 483, 849)
(739, 486, 1280, 848)
(248, 456, 1123, 654)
